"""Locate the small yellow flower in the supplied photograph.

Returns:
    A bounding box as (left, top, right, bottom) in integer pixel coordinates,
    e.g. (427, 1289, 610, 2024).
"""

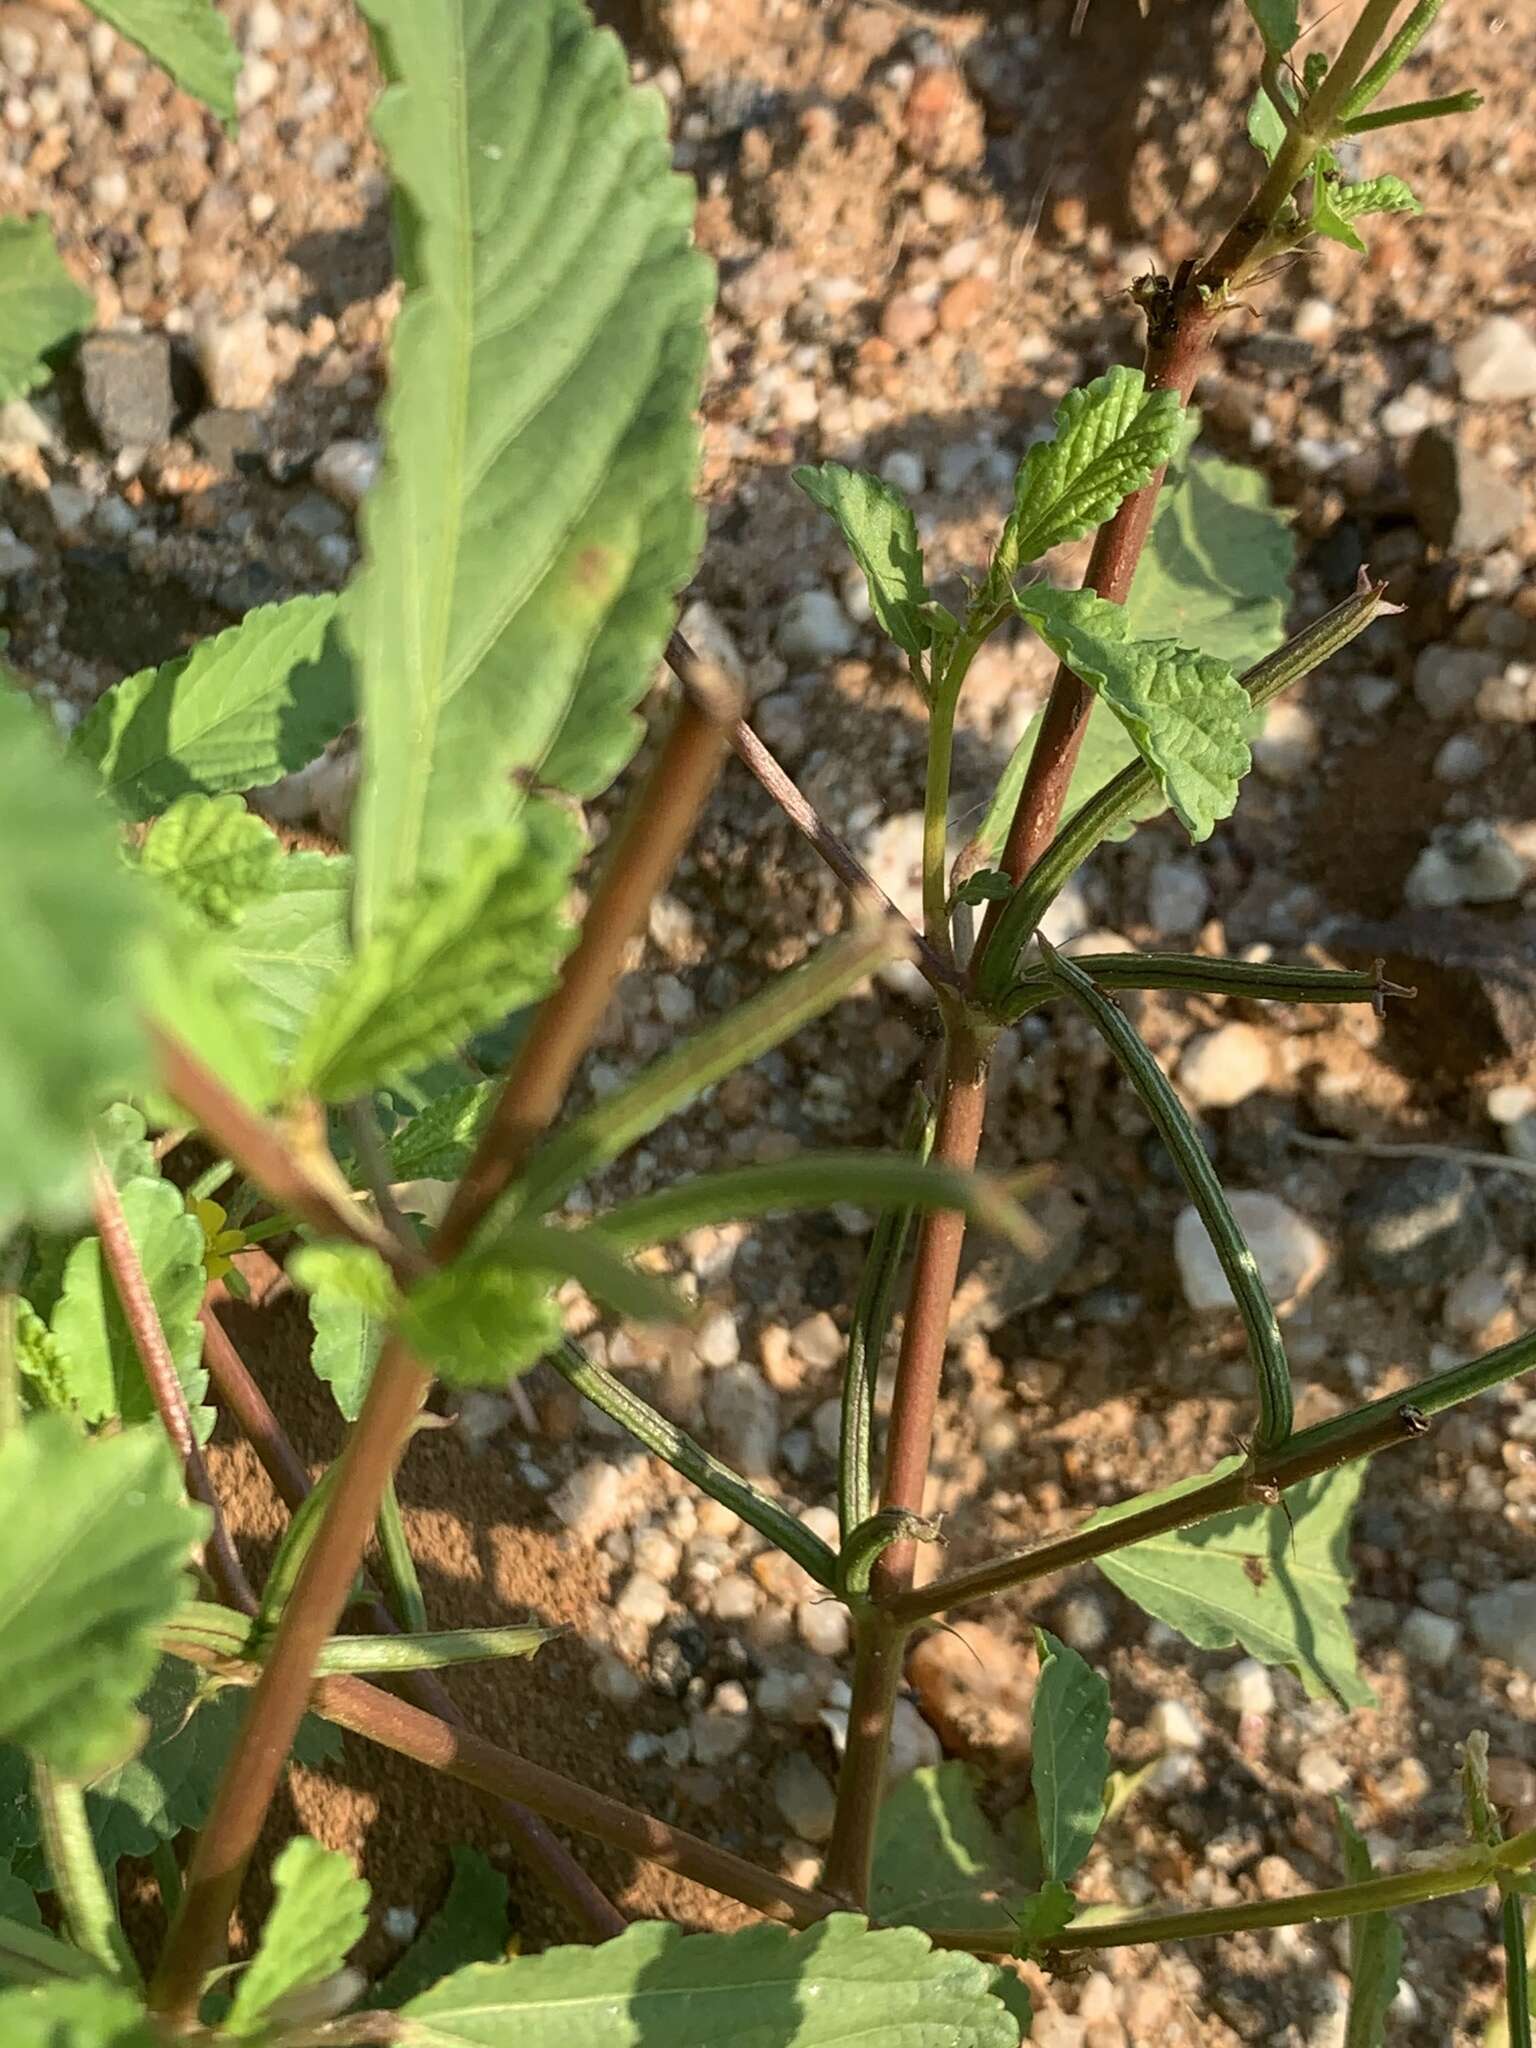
(192, 1197, 247, 1283)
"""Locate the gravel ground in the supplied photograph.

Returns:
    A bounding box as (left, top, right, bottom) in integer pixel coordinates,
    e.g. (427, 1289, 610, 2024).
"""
(5, 0, 1536, 2040)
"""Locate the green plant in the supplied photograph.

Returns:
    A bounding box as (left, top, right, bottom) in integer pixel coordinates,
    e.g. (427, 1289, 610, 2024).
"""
(0, 0, 1528, 2043)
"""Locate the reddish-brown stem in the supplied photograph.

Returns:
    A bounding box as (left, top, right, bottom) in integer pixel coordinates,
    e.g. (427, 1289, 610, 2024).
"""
(438, 666, 740, 1258)
(91, 1163, 256, 1616)
(819, 1613, 908, 1906)
(315, 1673, 844, 1929)
(197, 1295, 626, 1941)
(150, 1340, 432, 2024)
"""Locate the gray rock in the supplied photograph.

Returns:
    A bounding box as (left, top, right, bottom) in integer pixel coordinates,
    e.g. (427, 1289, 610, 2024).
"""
(1412, 643, 1499, 719)
(879, 448, 927, 496)
(1405, 822, 1528, 908)
(1469, 1581, 1536, 1676)
(195, 309, 277, 413)
(1345, 1157, 1489, 1288)
(79, 331, 175, 450)
(1175, 1192, 1328, 1312)
(776, 589, 858, 663)
(1401, 1608, 1461, 1667)
(1405, 428, 1527, 556)
(1147, 855, 1209, 934)
(191, 408, 264, 471)
(1455, 315, 1536, 403)
(771, 1752, 837, 1842)
(313, 436, 380, 511)
(705, 1364, 780, 1477)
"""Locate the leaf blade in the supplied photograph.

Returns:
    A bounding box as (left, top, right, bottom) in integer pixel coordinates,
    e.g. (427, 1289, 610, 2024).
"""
(377, 1849, 511, 2007)
(0, 216, 93, 403)
(1031, 1630, 1110, 1886)
(1336, 1804, 1404, 2048)
(794, 463, 933, 662)
(346, 0, 711, 937)
(227, 1837, 369, 2036)
(79, 0, 239, 121)
(139, 795, 283, 929)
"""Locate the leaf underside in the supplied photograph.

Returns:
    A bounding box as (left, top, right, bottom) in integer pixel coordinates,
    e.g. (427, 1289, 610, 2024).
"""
(1031, 1630, 1110, 1885)
(347, 0, 711, 937)
(794, 462, 933, 661)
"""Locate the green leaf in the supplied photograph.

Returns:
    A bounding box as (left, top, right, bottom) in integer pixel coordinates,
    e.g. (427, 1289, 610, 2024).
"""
(377, 1849, 511, 2008)
(398, 1266, 562, 1387)
(222, 851, 353, 1070)
(307, 1290, 384, 1423)
(346, 0, 711, 938)
(79, 0, 239, 122)
(1031, 1630, 1110, 1885)
(1009, 1879, 1076, 1959)
(0, 691, 153, 1231)
(871, 1764, 1030, 1932)
(996, 367, 1184, 579)
(136, 904, 279, 1119)
(397, 1915, 1021, 2047)
(51, 1177, 210, 1438)
(90, 1107, 156, 1190)
(473, 1226, 689, 1328)
(1126, 452, 1295, 670)
(138, 795, 283, 929)
(793, 463, 935, 663)
(0, 1860, 41, 1930)
(291, 816, 578, 1101)
(0, 1981, 160, 2047)
(0, 1419, 205, 1778)
(1242, 0, 1299, 50)
(1336, 1804, 1403, 2048)
(1092, 1461, 1372, 1707)
(974, 701, 1152, 865)
(13, 1303, 74, 1416)
(73, 597, 352, 823)
(1013, 584, 1255, 841)
(227, 1837, 369, 2035)
(387, 1083, 498, 1183)
(952, 868, 1013, 908)
(1312, 167, 1422, 249)
(1247, 75, 1291, 163)
(0, 216, 93, 403)
(1464, 1730, 1501, 1848)
(290, 1245, 400, 1323)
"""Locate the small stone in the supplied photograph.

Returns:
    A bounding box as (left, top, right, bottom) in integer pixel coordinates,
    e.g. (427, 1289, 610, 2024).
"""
(382, 1905, 418, 1942)
(1487, 1758, 1536, 1809)
(0, 526, 38, 577)
(790, 1311, 843, 1370)
(887, 1696, 943, 1781)
(1210, 1658, 1274, 1716)
(592, 1651, 643, 1705)
(1345, 1158, 1489, 1289)
(1443, 1267, 1507, 1335)
(1176, 1192, 1328, 1312)
(1149, 1699, 1203, 1751)
(191, 408, 264, 471)
(236, 53, 279, 112)
(46, 484, 94, 536)
(1292, 296, 1336, 345)
(547, 1458, 627, 1539)
(1404, 821, 1528, 907)
(1252, 700, 1319, 782)
(1412, 644, 1500, 718)
(879, 448, 926, 496)
(756, 1666, 823, 1724)
(1054, 1591, 1109, 1654)
(615, 1571, 670, 1628)
(313, 437, 380, 511)
(1178, 1022, 1272, 1110)
(711, 1573, 759, 1622)
(907, 1619, 1035, 1762)
(1379, 383, 1438, 437)
(79, 331, 175, 451)
(456, 1389, 512, 1451)
(797, 1598, 850, 1658)
(695, 1308, 740, 1368)
(244, 0, 285, 50)
(1147, 856, 1209, 934)
(1469, 1582, 1536, 1676)
(690, 1681, 752, 1764)
(720, 248, 798, 322)
(1434, 731, 1489, 783)
(879, 292, 937, 350)
(282, 491, 347, 543)
(937, 276, 992, 333)
(776, 589, 858, 663)
(705, 1365, 780, 1477)
(1489, 1083, 1536, 1125)
(920, 179, 964, 227)
(631, 1526, 681, 1583)
(1454, 315, 1536, 403)
(195, 310, 277, 413)
(1406, 428, 1527, 555)
(1297, 1746, 1349, 1795)
(771, 1752, 837, 1843)
(1400, 1607, 1461, 1668)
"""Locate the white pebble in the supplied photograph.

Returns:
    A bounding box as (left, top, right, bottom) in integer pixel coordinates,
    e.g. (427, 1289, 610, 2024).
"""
(244, 0, 285, 52)
(1176, 1193, 1328, 1312)
(1147, 856, 1209, 933)
(237, 54, 280, 112)
(548, 1458, 627, 1539)
(1433, 732, 1488, 783)
(382, 1907, 418, 1943)
(313, 437, 380, 511)
(771, 1752, 837, 1843)
(1252, 700, 1319, 782)
(195, 310, 277, 412)
(630, 1526, 681, 1583)
(1210, 1658, 1275, 1716)
(1487, 1083, 1536, 1126)
(615, 1571, 670, 1628)
(711, 1573, 760, 1622)
(1297, 1746, 1349, 1795)
(694, 1308, 740, 1368)
(776, 589, 858, 663)
(1178, 1022, 1271, 1110)
(1149, 1699, 1204, 1752)
(1054, 1591, 1109, 1654)
(879, 448, 926, 496)
(797, 1598, 850, 1658)
(592, 1651, 643, 1705)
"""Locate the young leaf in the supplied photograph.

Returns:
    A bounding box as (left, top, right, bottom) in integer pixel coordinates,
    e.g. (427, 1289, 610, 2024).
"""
(1243, 0, 1299, 51)
(72, 597, 352, 822)
(386, 1082, 498, 1183)
(376, 1848, 511, 2007)
(290, 815, 578, 1102)
(470, 1226, 691, 1329)
(1246, 70, 1293, 164)
(345, 0, 711, 938)
(1010, 1879, 1076, 1959)
(78, 0, 240, 123)
(1311, 167, 1422, 250)
(222, 851, 352, 1068)
(51, 1177, 210, 1438)
(793, 463, 936, 663)
(12, 1303, 74, 1416)
(1031, 1630, 1110, 1885)
(0, 689, 153, 1232)
(0, 1419, 205, 1778)
(1012, 584, 1256, 841)
(397, 1265, 562, 1386)
(138, 795, 283, 928)
(1336, 1804, 1404, 2048)
(871, 1764, 1031, 1932)
(1126, 452, 1295, 671)
(397, 1916, 1021, 2048)
(994, 367, 1184, 580)
(226, 1837, 369, 2036)
(0, 216, 93, 403)
(290, 1244, 400, 1324)
(1092, 1461, 1373, 1707)
(307, 1289, 385, 1423)
(0, 1981, 161, 2046)
(91, 1106, 157, 1190)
